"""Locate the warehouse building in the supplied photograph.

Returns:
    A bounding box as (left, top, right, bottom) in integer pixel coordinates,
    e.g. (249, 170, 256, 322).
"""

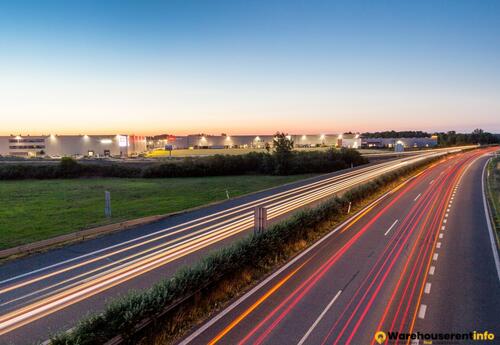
(163, 134, 361, 149)
(361, 136, 438, 149)
(0, 134, 147, 158)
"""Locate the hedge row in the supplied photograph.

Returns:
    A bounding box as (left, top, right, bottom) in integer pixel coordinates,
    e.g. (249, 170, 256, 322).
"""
(50, 155, 439, 345)
(0, 149, 367, 180)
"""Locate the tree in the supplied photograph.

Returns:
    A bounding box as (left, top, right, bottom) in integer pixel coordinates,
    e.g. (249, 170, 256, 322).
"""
(59, 157, 80, 177)
(265, 142, 271, 153)
(273, 132, 294, 175)
(436, 129, 499, 146)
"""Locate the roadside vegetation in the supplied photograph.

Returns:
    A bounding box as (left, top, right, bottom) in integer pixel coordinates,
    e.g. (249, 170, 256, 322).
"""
(362, 128, 500, 146)
(147, 146, 386, 158)
(50, 154, 444, 345)
(0, 174, 313, 250)
(486, 155, 500, 243)
(0, 135, 367, 180)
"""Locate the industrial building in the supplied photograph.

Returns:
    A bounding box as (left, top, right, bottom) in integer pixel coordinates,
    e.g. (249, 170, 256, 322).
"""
(361, 136, 438, 149)
(0, 132, 439, 158)
(0, 135, 147, 158)
(159, 133, 362, 150)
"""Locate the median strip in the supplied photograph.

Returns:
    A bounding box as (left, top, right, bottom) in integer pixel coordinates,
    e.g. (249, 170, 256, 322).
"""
(46, 155, 448, 345)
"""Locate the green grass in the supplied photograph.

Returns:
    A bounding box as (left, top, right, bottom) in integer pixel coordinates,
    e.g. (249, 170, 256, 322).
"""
(0, 175, 313, 250)
(487, 156, 500, 236)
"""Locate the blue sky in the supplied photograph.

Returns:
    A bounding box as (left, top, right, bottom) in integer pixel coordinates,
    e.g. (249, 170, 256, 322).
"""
(1, 0, 499, 135)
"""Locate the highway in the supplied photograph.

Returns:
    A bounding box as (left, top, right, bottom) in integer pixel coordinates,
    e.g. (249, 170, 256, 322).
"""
(0, 146, 476, 344)
(180, 148, 500, 345)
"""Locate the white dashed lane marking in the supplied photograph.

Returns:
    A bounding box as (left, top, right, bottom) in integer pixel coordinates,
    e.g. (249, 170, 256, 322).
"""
(424, 282, 432, 294)
(418, 304, 427, 319)
(384, 219, 399, 236)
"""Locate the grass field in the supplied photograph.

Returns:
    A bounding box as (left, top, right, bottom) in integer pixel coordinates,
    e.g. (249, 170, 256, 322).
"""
(0, 174, 313, 250)
(487, 156, 500, 239)
(146, 147, 387, 158)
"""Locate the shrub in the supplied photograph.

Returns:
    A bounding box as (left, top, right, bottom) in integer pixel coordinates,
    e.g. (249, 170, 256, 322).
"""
(0, 149, 366, 180)
(50, 154, 439, 345)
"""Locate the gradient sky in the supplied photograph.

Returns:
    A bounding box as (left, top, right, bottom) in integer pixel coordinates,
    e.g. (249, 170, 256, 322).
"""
(1, 0, 499, 135)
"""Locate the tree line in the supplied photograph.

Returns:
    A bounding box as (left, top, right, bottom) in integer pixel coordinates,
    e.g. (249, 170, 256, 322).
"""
(362, 129, 499, 145)
(0, 133, 367, 180)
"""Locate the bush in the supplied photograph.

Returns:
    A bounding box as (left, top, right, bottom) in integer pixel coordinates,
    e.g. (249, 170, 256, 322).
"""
(50, 154, 439, 345)
(0, 148, 368, 180)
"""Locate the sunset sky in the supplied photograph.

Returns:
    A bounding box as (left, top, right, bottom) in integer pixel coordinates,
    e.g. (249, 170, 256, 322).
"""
(1, 0, 499, 135)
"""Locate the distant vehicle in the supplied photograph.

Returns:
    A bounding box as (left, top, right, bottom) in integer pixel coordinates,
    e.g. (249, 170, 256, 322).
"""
(49, 155, 62, 159)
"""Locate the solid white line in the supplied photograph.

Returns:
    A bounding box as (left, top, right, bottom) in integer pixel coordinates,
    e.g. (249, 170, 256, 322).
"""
(414, 193, 421, 202)
(384, 219, 399, 236)
(296, 290, 342, 345)
(481, 157, 500, 283)
(0, 162, 388, 285)
(429, 266, 435, 275)
(433, 253, 439, 261)
(0, 158, 409, 286)
(424, 282, 432, 294)
(178, 184, 405, 345)
(418, 304, 427, 319)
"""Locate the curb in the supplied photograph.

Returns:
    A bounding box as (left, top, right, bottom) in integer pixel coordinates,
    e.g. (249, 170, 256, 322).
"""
(482, 156, 500, 282)
(0, 167, 368, 260)
(0, 214, 168, 259)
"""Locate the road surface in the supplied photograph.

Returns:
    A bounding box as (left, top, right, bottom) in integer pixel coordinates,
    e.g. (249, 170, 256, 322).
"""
(180, 148, 500, 345)
(0, 147, 474, 344)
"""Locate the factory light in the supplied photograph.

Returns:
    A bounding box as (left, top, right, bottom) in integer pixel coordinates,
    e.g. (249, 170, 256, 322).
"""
(15, 135, 22, 140)
(320, 134, 325, 140)
(301, 135, 307, 140)
(338, 134, 343, 139)
(255, 136, 261, 141)
(100, 139, 113, 144)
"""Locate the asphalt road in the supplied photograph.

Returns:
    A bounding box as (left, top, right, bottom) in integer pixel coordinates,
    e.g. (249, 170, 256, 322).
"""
(180, 148, 500, 345)
(0, 146, 476, 344)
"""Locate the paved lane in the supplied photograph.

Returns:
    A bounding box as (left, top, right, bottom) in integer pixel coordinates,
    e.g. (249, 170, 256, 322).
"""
(180, 148, 499, 345)
(411, 154, 500, 340)
(0, 148, 465, 344)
